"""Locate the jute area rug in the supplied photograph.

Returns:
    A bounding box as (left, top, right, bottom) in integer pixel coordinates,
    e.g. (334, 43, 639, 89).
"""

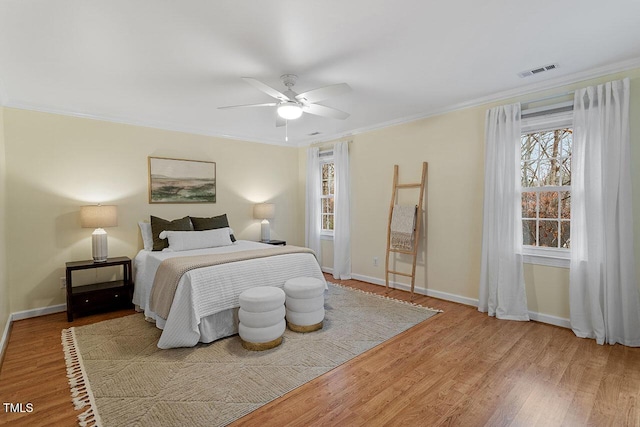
(62, 283, 441, 427)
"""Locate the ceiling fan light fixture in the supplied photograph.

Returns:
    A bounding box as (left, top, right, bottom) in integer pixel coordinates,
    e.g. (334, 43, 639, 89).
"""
(277, 101, 303, 120)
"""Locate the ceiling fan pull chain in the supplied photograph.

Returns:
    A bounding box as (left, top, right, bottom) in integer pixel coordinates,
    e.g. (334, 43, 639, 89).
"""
(285, 120, 289, 142)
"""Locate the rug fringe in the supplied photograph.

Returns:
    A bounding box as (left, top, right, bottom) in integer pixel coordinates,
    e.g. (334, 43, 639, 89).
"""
(328, 282, 444, 313)
(61, 328, 102, 427)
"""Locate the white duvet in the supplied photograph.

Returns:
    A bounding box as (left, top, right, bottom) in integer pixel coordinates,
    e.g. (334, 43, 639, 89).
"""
(133, 240, 325, 348)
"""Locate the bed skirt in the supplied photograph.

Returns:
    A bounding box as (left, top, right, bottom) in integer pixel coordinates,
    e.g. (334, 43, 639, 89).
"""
(138, 305, 240, 347)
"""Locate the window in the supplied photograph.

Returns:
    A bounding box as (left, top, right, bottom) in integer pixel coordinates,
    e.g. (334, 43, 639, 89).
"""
(320, 160, 335, 234)
(520, 111, 572, 267)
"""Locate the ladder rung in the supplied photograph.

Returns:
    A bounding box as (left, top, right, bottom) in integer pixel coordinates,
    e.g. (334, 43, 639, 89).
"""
(389, 248, 414, 255)
(387, 270, 413, 277)
(396, 183, 422, 189)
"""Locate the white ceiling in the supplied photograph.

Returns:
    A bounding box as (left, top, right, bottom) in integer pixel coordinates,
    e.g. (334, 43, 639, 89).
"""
(1, 0, 640, 146)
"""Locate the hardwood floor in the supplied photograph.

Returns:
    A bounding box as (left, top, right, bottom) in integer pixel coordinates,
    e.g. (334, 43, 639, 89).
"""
(1, 275, 639, 426)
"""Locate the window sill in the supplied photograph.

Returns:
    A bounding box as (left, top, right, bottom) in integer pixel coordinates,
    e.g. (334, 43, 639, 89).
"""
(320, 233, 334, 241)
(522, 247, 570, 268)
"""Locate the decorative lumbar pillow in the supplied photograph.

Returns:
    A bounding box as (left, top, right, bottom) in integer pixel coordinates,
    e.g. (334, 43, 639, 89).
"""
(150, 216, 193, 251)
(159, 228, 233, 251)
(190, 214, 236, 242)
(138, 221, 154, 251)
(190, 214, 228, 230)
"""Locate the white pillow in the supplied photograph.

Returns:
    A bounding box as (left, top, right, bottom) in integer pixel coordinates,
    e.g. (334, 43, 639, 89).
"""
(138, 221, 154, 251)
(159, 228, 233, 252)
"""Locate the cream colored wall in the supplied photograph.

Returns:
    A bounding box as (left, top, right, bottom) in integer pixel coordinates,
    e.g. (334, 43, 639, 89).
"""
(0, 107, 9, 339)
(346, 110, 485, 301)
(3, 108, 302, 312)
(309, 67, 640, 321)
(523, 265, 570, 319)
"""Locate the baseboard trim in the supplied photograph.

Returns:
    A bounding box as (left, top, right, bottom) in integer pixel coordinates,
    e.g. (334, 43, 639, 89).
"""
(527, 311, 571, 329)
(11, 304, 66, 321)
(346, 272, 571, 329)
(0, 315, 11, 366)
(350, 273, 480, 307)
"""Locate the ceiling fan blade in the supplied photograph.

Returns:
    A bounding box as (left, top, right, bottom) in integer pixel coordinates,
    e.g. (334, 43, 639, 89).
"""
(218, 102, 276, 110)
(295, 83, 351, 104)
(275, 114, 286, 128)
(303, 104, 350, 120)
(242, 77, 290, 101)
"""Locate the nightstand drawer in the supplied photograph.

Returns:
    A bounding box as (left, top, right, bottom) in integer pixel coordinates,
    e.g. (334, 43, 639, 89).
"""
(71, 285, 130, 315)
(72, 287, 126, 306)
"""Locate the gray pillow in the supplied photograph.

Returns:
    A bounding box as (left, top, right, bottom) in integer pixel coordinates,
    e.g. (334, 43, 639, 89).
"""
(190, 214, 236, 242)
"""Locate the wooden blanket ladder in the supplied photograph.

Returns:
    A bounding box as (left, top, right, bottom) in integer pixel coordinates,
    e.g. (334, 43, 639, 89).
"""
(385, 162, 428, 300)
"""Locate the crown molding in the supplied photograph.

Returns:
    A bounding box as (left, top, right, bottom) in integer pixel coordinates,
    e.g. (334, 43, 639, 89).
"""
(2, 101, 296, 147)
(304, 56, 640, 146)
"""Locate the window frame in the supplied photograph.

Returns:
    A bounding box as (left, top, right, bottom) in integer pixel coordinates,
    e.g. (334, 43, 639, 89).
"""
(319, 153, 335, 239)
(520, 110, 573, 268)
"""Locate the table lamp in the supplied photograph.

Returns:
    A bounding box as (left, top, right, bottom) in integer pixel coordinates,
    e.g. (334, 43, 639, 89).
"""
(80, 204, 118, 262)
(253, 203, 275, 242)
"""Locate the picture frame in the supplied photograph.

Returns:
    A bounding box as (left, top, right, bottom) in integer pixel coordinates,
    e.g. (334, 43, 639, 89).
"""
(148, 156, 216, 203)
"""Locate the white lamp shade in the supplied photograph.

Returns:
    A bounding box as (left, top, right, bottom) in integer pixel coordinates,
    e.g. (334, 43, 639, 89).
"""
(80, 205, 118, 228)
(253, 203, 275, 220)
(277, 102, 303, 120)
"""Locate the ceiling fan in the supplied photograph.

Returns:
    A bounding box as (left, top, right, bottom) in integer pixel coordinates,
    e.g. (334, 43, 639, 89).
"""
(218, 74, 351, 127)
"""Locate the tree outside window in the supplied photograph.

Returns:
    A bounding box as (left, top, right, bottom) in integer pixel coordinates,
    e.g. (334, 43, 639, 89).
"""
(521, 128, 572, 249)
(321, 162, 335, 233)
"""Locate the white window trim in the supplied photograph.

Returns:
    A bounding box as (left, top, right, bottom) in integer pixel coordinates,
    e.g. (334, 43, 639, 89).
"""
(521, 110, 572, 268)
(319, 151, 334, 239)
(522, 246, 570, 268)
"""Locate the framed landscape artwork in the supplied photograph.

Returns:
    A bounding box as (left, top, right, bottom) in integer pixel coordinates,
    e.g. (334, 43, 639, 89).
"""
(148, 156, 216, 203)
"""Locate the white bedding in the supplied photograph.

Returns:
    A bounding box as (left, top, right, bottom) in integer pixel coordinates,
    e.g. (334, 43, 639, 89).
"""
(133, 240, 325, 348)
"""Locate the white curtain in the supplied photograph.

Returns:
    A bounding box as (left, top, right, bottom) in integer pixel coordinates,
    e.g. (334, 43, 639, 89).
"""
(570, 78, 640, 346)
(305, 147, 322, 257)
(478, 103, 530, 321)
(333, 141, 351, 280)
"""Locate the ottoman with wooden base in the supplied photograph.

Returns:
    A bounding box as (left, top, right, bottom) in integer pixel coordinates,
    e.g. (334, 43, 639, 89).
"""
(283, 277, 325, 332)
(238, 286, 286, 351)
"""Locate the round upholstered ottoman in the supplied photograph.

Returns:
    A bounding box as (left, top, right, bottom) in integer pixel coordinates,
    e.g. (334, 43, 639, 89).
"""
(238, 286, 286, 351)
(283, 277, 325, 332)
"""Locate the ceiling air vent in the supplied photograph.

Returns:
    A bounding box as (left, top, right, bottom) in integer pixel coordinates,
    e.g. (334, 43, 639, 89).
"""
(308, 131, 321, 136)
(518, 63, 559, 78)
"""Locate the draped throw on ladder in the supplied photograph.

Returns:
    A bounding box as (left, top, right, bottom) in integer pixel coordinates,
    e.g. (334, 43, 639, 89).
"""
(390, 204, 416, 250)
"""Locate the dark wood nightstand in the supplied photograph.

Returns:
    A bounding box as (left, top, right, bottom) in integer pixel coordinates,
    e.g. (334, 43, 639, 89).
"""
(65, 256, 133, 321)
(260, 240, 286, 246)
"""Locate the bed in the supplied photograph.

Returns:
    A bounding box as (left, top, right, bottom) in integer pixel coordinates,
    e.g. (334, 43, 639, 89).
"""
(133, 239, 326, 349)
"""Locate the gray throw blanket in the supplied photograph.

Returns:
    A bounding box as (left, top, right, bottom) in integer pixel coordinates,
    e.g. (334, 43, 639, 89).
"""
(390, 204, 416, 250)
